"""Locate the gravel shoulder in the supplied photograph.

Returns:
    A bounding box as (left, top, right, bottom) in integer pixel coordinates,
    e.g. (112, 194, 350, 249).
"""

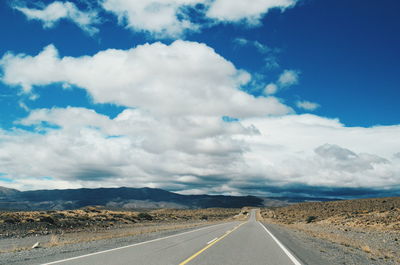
(262, 221, 398, 265)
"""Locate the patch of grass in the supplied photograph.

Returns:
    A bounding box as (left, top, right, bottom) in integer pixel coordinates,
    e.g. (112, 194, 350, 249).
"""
(306, 216, 317, 223)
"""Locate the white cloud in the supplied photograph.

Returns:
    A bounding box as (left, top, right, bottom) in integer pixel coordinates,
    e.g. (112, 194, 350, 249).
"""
(0, 41, 292, 118)
(264, 83, 278, 95)
(100, 0, 298, 38)
(314, 144, 389, 173)
(206, 0, 297, 24)
(12, 1, 100, 35)
(278, 69, 299, 87)
(296, 100, 320, 111)
(1, 36, 399, 195)
(239, 115, 400, 189)
(0, 108, 399, 194)
(11, 0, 298, 38)
(100, 0, 204, 38)
(234, 38, 270, 54)
(262, 69, 299, 96)
(0, 106, 256, 191)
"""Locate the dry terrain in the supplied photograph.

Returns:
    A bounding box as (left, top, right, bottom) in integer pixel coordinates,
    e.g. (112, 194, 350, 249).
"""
(0, 207, 244, 253)
(260, 197, 400, 264)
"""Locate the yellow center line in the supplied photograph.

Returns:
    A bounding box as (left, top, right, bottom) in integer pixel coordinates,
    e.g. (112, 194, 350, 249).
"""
(178, 222, 246, 265)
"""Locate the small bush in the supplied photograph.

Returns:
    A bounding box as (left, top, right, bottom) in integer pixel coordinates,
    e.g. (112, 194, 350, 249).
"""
(138, 212, 153, 220)
(306, 216, 317, 223)
(200, 215, 208, 220)
(4, 218, 18, 224)
(39, 216, 56, 224)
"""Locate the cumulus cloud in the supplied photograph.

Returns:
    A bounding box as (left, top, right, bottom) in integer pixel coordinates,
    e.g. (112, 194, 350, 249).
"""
(238, 115, 400, 190)
(100, 0, 203, 38)
(0, 107, 256, 191)
(0, 37, 398, 196)
(296, 100, 320, 111)
(206, 0, 297, 24)
(314, 144, 389, 173)
(264, 83, 278, 95)
(12, 1, 100, 35)
(11, 0, 298, 38)
(0, 41, 291, 118)
(278, 69, 299, 87)
(262, 69, 299, 96)
(100, 0, 298, 38)
(1, 108, 400, 195)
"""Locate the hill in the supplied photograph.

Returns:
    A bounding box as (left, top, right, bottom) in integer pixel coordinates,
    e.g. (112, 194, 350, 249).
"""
(0, 186, 266, 210)
(0, 186, 20, 199)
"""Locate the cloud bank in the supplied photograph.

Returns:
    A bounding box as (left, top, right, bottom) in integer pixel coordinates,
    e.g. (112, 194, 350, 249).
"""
(0, 43, 399, 196)
(0, 108, 399, 196)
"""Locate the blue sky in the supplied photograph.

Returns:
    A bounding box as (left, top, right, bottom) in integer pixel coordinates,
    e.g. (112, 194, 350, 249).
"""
(0, 0, 399, 197)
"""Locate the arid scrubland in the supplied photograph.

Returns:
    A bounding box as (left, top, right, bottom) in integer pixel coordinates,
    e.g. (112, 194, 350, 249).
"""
(260, 197, 400, 263)
(0, 207, 244, 252)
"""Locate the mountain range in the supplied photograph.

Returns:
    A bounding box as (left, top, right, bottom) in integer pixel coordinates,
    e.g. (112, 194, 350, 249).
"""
(0, 186, 273, 210)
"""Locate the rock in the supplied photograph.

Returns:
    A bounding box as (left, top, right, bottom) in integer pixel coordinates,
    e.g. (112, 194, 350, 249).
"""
(32, 242, 40, 249)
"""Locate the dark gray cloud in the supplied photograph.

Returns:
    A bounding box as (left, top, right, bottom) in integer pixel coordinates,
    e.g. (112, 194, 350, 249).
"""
(314, 144, 389, 173)
(315, 144, 358, 160)
(72, 167, 118, 181)
(238, 183, 400, 200)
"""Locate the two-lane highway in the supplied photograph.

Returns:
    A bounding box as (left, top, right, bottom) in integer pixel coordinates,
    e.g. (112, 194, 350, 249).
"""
(184, 210, 301, 265)
(42, 210, 302, 265)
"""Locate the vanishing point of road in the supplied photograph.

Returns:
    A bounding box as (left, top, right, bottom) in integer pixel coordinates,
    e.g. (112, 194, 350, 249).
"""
(42, 209, 302, 265)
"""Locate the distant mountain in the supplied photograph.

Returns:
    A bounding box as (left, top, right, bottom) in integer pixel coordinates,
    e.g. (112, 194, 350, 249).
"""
(0, 186, 20, 199)
(0, 186, 273, 210)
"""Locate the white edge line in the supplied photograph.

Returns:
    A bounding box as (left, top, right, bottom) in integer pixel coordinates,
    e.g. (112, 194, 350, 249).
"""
(258, 222, 302, 265)
(206, 237, 218, 245)
(42, 222, 233, 265)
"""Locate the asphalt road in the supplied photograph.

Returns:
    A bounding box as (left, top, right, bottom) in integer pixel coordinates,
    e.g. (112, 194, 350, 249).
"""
(42, 210, 303, 265)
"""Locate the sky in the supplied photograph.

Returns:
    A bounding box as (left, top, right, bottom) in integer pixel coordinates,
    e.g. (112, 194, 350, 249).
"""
(0, 0, 399, 198)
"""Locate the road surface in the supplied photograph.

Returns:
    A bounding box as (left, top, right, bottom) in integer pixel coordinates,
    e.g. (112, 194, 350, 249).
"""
(42, 210, 302, 265)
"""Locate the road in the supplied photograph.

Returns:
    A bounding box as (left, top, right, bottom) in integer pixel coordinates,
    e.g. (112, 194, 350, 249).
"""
(42, 210, 302, 265)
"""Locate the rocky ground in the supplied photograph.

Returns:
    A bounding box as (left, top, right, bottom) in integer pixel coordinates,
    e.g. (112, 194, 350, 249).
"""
(260, 197, 400, 264)
(0, 207, 243, 252)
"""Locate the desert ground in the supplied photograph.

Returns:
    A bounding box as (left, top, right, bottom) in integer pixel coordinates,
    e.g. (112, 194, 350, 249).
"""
(0, 207, 245, 253)
(1, 198, 399, 264)
(259, 197, 400, 264)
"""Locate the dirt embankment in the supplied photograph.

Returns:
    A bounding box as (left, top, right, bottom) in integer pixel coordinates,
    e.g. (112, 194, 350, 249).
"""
(260, 197, 400, 264)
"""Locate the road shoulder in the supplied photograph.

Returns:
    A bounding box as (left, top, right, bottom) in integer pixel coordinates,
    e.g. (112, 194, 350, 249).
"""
(262, 222, 396, 265)
(0, 222, 224, 265)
